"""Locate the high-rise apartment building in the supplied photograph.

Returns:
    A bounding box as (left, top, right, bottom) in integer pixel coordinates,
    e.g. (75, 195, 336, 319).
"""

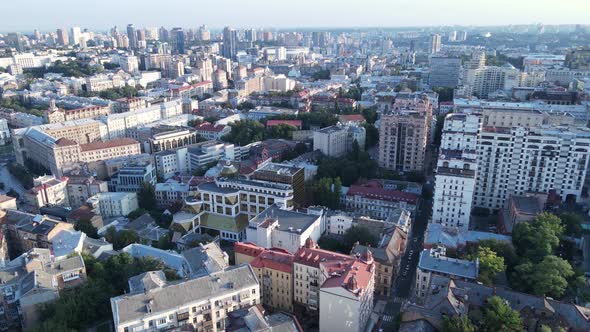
(431, 113, 480, 231)
(170, 27, 185, 54)
(56, 28, 69, 46)
(222, 27, 238, 60)
(126, 24, 137, 49)
(474, 126, 590, 210)
(429, 34, 442, 54)
(378, 94, 433, 172)
(70, 27, 81, 46)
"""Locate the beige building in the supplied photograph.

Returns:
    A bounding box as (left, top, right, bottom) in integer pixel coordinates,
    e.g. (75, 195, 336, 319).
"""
(110, 265, 260, 332)
(235, 242, 294, 312)
(378, 94, 433, 172)
(44, 105, 111, 124)
(25, 175, 69, 209)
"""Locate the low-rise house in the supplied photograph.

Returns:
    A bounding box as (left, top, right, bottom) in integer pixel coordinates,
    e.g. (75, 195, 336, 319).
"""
(401, 274, 590, 332)
(225, 304, 303, 332)
(500, 193, 546, 234)
(341, 183, 419, 220)
(110, 264, 260, 332)
(25, 175, 69, 210)
(246, 204, 322, 254)
(415, 247, 478, 298)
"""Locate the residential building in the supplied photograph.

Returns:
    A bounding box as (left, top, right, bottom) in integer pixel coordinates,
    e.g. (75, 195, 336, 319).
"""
(87, 192, 138, 218)
(313, 124, 366, 157)
(0, 118, 10, 145)
(474, 126, 590, 210)
(319, 249, 375, 332)
(195, 122, 231, 140)
(113, 97, 148, 113)
(378, 94, 433, 172)
(225, 305, 303, 332)
(246, 205, 322, 254)
(44, 104, 110, 124)
(110, 264, 260, 332)
(401, 274, 590, 331)
(352, 224, 407, 296)
(0, 249, 86, 330)
(431, 113, 480, 231)
(154, 141, 237, 179)
(64, 169, 108, 209)
(423, 223, 511, 251)
(234, 242, 294, 312)
(25, 175, 69, 210)
(415, 247, 478, 298)
(428, 34, 442, 54)
(2, 210, 74, 256)
(341, 183, 419, 220)
(500, 193, 547, 233)
(293, 238, 356, 312)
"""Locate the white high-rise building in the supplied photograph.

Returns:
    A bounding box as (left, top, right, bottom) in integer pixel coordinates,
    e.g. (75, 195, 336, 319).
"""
(70, 26, 82, 46)
(474, 126, 590, 210)
(431, 113, 481, 231)
(429, 34, 442, 54)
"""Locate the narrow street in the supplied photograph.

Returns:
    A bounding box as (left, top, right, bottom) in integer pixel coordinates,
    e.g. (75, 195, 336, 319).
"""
(380, 195, 433, 331)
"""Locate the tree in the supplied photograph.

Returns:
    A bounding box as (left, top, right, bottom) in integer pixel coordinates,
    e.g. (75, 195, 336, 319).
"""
(363, 123, 379, 149)
(74, 218, 98, 238)
(512, 255, 573, 298)
(223, 120, 265, 146)
(560, 213, 583, 237)
(442, 315, 476, 332)
(137, 183, 157, 210)
(155, 233, 174, 250)
(480, 296, 523, 332)
(105, 227, 139, 250)
(343, 226, 378, 251)
(512, 213, 563, 262)
(361, 108, 378, 124)
(127, 208, 148, 221)
(312, 177, 341, 209)
(468, 247, 505, 286)
(433, 114, 446, 146)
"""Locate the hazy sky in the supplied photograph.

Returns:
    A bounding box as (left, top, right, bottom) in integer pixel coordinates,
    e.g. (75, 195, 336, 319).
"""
(3, 0, 590, 32)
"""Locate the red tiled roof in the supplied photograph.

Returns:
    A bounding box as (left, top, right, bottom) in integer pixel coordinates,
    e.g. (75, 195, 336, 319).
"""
(234, 242, 265, 258)
(294, 247, 353, 268)
(196, 122, 228, 132)
(192, 81, 212, 87)
(266, 120, 302, 128)
(249, 249, 294, 274)
(346, 185, 419, 204)
(321, 259, 374, 298)
(55, 138, 77, 147)
(80, 138, 139, 152)
(339, 114, 365, 122)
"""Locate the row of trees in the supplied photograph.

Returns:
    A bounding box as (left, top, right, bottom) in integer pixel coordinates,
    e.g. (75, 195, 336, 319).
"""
(31, 253, 179, 331)
(78, 85, 139, 100)
(463, 213, 588, 301)
(318, 226, 379, 254)
(25, 60, 104, 78)
(442, 296, 523, 332)
(0, 98, 46, 117)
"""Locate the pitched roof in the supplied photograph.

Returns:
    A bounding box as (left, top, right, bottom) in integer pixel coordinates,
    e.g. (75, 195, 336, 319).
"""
(80, 138, 139, 152)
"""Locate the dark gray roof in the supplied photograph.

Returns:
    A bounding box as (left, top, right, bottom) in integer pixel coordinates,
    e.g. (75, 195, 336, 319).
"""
(181, 242, 228, 278)
(250, 205, 318, 233)
(128, 270, 167, 294)
(111, 264, 258, 326)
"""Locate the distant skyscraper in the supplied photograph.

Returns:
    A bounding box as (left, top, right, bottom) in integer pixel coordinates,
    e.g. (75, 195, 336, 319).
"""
(429, 34, 442, 54)
(198, 25, 210, 41)
(56, 28, 69, 46)
(457, 31, 468, 42)
(245, 28, 256, 42)
(159, 26, 169, 42)
(127, 24, 137, 49)
(170, 28, 185, 54)
(448, 30, 457, 42)
(33, 29, 41, 41)
(70, 26, 82, 46)
(222, 27, 237, 60)
(6, 32, 23, 52)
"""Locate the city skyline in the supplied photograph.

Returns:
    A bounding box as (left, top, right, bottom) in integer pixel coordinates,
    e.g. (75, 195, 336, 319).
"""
(3, 0, 590, 32)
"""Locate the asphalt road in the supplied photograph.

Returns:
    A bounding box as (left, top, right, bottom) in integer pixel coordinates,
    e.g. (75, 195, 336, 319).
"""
(379, 194, 433, 331)
(0, 161, 26, 197)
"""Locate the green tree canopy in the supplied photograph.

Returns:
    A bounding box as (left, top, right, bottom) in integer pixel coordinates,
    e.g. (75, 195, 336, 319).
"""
(442, 315, 476, 332)
(512, 213, 563, 262)
(481, 296, 523, 332)
(468, 247, 505, 286)
(74, 218, 98, 238)
(138, 183, 157, 210)
(512, 255, 574, 298)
